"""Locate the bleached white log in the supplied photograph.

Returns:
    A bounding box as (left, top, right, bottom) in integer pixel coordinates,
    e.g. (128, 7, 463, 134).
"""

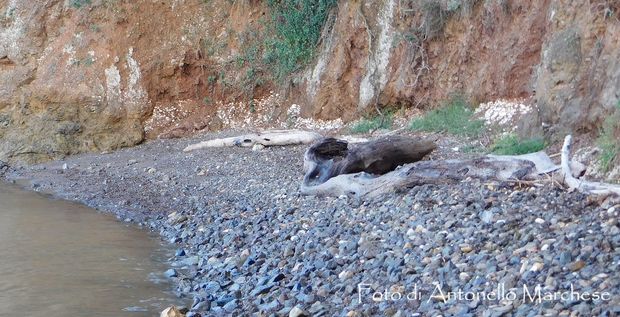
(183, 130, 322, 152)
(560, 135, 620, 196)
(487, 151, 558, 174)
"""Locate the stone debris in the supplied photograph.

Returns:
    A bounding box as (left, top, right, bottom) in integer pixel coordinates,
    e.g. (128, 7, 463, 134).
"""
(475, 99, 537, 131)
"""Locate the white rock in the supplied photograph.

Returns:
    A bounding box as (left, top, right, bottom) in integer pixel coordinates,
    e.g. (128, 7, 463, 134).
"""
(338, 270, 353, 280)
(534, 218, 545, 224)
(530, 262, 544, 272)
(519, 260, 530, 274)
(415, 225, 427, 233)
(459, 272, 470, 281)
(289, 305, 307, 317)
(480, 210, 493, 224)
(160, 306, 184, 317)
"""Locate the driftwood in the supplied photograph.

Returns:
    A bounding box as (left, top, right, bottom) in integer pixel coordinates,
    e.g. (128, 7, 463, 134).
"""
(183, 130, 321, 152)
(560, 135, 620, 196)
(300, 134, 620, 200)
(301, 155, 550, 198)
(303, 136, 437, 186)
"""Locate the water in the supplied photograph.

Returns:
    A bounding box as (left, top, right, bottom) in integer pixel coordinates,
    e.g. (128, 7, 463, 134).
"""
(0, 183, 183, 316)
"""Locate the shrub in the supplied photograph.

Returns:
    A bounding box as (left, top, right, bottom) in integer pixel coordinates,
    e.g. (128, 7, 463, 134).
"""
(350, 114, 393, 134)
(490, 134, 545, 155)
(409, 96, 484, 137)
(265, 0, 337, 80)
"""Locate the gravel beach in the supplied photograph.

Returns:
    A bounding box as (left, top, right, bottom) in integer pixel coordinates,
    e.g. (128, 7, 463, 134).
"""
(3, 131, 620, 317)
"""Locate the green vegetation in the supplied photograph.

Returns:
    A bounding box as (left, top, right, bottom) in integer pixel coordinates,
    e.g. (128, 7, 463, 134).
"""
(490, 134, 546, 155)
(597, 101, 620, 172)
(264, 0, 337, 80)
(461, 144, 484, 154)
(70, 56, 95, 67)
(200, 37, 225, 58)
(70, 0, 91, 8)
(82, 56, 95, 66)
(409, 96, 484, 137)
(216, 0, 337, 100)
(350, 114, 393, 134)
(249, 100, 256, 113)
(200, 0, 337, 100)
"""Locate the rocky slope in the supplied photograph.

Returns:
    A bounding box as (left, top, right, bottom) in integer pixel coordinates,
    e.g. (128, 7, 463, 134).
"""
(1, 0, 619, 163)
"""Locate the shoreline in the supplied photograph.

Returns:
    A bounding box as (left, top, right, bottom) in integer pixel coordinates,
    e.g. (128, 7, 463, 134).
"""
(3, 131, 620, 316)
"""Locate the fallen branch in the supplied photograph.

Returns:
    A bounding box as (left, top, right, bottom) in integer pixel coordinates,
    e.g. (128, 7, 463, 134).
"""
(561, 135, 620, 196)
(183, 130, 322, 152)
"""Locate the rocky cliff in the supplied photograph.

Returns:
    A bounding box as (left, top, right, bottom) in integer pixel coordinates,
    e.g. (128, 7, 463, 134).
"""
(1, 0, 619, 163)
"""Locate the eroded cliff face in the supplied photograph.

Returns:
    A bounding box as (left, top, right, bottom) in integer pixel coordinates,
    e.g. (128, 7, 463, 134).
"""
(534, 1, 620, 137)
(1, 0, 149, 163)
(298, 0, 551, 120)
(0, 0, 265, 163)
(0, 0, 618, 163)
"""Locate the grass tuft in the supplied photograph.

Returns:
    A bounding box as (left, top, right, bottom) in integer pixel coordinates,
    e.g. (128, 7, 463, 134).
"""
(597, 101, 620, 172)
(490, 134, 546, 155)
(409, 97, 484, 137)
(350, 114, 393, 134)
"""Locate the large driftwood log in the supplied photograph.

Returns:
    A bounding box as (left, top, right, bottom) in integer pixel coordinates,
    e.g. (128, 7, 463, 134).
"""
(560, 135, 620, 196)
(301, 155, 550, 198)
(183, 130, 321, 152)
(303, 136, 437, 185)
(301, 134, 620, 200)
(301, 136, 557, 198)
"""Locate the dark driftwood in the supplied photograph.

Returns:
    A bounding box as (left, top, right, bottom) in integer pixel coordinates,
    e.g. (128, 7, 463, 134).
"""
(301, 134, 620, 200)
(303, 136, 437, 186)
(300, 136, 565, 198)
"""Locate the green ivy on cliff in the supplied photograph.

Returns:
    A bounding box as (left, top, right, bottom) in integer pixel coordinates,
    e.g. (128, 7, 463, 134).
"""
(264, 0, 337, 80)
